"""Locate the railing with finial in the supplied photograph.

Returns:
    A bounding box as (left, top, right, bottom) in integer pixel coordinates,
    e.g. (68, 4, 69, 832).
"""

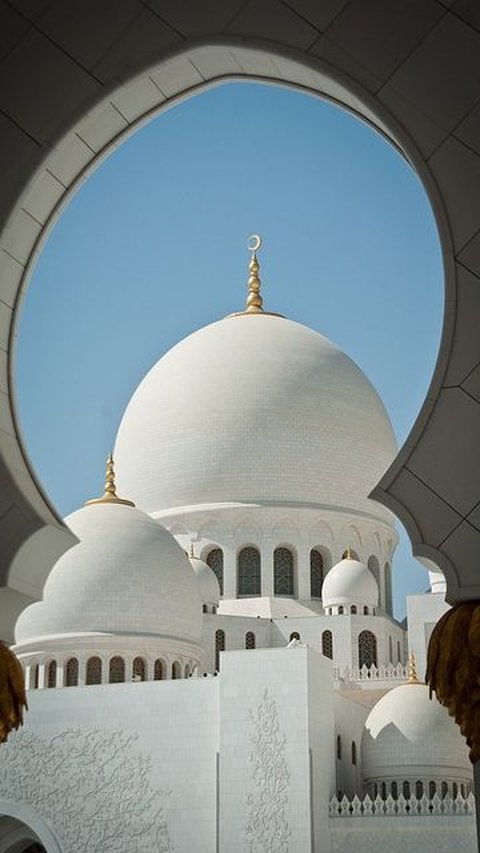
(329, 792, 475, 818)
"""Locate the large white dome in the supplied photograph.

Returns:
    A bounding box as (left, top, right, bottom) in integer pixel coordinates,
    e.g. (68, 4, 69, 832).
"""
(15, 502, 202, 647)
(362, 682, 471, 787)
(114, 314, 397, 519)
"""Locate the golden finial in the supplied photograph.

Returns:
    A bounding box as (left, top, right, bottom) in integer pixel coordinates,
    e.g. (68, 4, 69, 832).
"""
(407, 652, 420, 683)
(345, 546, 354, 560)
(245, 234, 263, 313)
(85, 453, 135, 507)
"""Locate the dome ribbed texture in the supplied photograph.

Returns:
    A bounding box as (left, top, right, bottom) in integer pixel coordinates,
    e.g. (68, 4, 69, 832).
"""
(114, 315, 397, 518)
(362, 683, 471, 783)
(15, 503, 202, 645)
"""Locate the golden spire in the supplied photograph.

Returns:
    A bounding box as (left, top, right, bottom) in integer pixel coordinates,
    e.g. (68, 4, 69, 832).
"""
(85, 453, 135, 507)
(245, 234, 263, 313)
(407, 652, 420, 684)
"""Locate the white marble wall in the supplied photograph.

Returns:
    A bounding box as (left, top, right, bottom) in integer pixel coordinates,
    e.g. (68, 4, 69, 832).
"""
(406, 591, 450, 680)
(219, 645, 336, 853)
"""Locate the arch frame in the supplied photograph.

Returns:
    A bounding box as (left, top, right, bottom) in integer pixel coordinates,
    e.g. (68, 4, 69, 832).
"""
(0, 24, 474, 619)
(0, 800, 63, 853)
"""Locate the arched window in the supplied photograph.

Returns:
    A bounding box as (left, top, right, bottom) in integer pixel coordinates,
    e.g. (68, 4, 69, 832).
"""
(338, 606, 344, 615)
(245, 631, 256, 650)
(237, 546, 261, 597)
(109, 656, 125, 684)
(416, 780, 423, 798)
(153, 659, 164, 680)
(363, 606, 369, 615)
(381, 782, 387, 800)
(391, 781, 398, 800)
(274, 547, 294, 596)
(441, 781, 448, 799)
(215, 629, 225, 671)
(32, 664, 39, 689)
(64, 657, 78, 687)
(184, 664, 191, 678)
(453, 782, 458, 799)
(351, 741, 357, 765)
(429, 781, 436, 798)
(358, 630, 377, 668)
(289, 631, 300, 642)
(132, 657, 146, 681)
(86, 656, 102, 685)
(46, 660, 56, 688)
(343, 548, 359, 560)
(310, 548, 323, 598)
(402, 781, 410, 799)
(206, 547, 224, 596)
(322, 630, 333, 659)
(367, 554, 380, 590)
(350, 605, 357, 614)
(397, 640, 401, 664)
(384, 562, 393, 615)
(172, 661, 182, 679)
(336, 735, 342, 759)
(389, 636, 393, 663)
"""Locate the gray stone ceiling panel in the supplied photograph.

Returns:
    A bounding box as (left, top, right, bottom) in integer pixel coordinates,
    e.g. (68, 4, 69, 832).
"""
(0, 29, 100, 142)
(443, 264, 480, 386)
(321, 0, 444, 82)
(225, 0, 320, 50)
(144, 0, 248, 38)
(36, 0, 142, 71)
(386, 14, 480, 133)
(429, 136, 480, 252)
(407, 388, 480, 518)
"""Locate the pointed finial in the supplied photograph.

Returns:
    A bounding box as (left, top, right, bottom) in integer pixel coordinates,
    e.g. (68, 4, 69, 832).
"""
(85, 453, 135, 507)
(407, 652, 419, 683)
(345, 546, 354, 560)
(245, 234, 263, 313)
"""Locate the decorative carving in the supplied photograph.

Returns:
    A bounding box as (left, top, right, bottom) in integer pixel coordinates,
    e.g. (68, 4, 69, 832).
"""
(246, 689, 291, 853)
(0, 727, 174, 852)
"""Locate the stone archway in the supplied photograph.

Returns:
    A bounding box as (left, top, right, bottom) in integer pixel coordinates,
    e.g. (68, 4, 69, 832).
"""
(1, 5, 480, 635)
(0, 815, 48, 853)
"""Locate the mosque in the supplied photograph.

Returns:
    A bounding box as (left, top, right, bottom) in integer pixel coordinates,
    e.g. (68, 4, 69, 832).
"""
(1, 241, 476, 853)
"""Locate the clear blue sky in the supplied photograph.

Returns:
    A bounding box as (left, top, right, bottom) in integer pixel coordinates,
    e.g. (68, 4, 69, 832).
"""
(16, 82, 444, 619)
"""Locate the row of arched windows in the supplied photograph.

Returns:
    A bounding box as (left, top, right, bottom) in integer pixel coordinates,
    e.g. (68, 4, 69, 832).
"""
(208, 546, 325, 598)
(291, 629, 375, 667)
(214, 630, 257, 672)
(204, 545, 391, 607)
(372, 780, 468, 800)
(324, 605, 374, 615)
(29, 655, 190, 687)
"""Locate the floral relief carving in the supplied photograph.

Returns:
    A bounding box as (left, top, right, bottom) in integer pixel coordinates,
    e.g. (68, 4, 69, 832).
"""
(246, 688, 291, 853)
(0, 727, 174, 853)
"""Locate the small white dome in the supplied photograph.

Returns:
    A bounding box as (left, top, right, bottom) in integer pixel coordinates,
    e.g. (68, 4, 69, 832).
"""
(190, 556, 220, 607)
(362, 682, 471, 787)
(322, 557, 378, 609)
(15, 502, 202, 648)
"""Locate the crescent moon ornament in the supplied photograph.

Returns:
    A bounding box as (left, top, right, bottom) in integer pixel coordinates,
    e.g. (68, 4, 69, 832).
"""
(247, 234, 262, 253)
